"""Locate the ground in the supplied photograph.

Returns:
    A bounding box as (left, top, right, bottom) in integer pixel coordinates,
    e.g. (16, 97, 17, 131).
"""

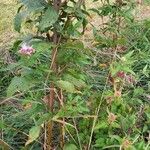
(0, 0, 18, 63)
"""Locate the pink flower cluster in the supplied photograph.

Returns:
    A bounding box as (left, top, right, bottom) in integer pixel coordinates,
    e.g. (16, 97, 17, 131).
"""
(116, 71, 125, 78)
(18, 43, 35, 56)
(116, 71, 135, 84)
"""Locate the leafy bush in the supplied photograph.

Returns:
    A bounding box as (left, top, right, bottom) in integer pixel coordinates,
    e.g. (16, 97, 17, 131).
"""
(1, 0, 150, 150)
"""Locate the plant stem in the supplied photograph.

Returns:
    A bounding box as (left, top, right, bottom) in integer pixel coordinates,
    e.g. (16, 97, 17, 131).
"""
(45, 0, 62, 149)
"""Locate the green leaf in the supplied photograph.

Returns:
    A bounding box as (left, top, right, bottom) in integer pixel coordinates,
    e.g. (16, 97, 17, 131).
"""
(100, 5, 113, 16)
(94, 121, 108, 130)
(37, 113, 52, 126)
(89, 8, 101, 15)
(7, 77, 33, 97)
(0, 63, 21, 72)
(20, 0, 46, 12)
(0, 120, 5, 129)
(14, 12, 28, 32)
(111, 122, 120, 128)
(62, 40, 84, 50)
(64, 144, 77, 150)
(95, 138, 105, 147)
(39, 6, 58, 31)
(124, 51, 134, 60)
(143, 64, 149, 77)
(31, 40, 53, 52)
(57, 80, 76, 93)
(64, 74, 86, 88)
(25, 126, 41, 146)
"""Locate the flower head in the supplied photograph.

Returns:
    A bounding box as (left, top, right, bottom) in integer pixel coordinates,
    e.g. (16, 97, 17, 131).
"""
(114, 90, 122, 97)
(116, 71, 126, 79)
(108, 113, 117, 124)
(18, 43, 35, 56)
(125, 75, 135, 84)
(122, 139, 132, 149)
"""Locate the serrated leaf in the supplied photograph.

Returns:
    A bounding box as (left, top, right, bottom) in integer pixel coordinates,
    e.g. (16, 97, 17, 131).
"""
(25, 126, 41, 146)
(64, 144, 77, 150)
(20, 0, 46, 12)
(7, 77, 33, 97)
(39, 6, 58, 31)
(57, 80, 76, 93)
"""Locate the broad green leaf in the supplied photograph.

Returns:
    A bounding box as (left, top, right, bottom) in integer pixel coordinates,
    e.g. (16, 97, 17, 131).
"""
(31, 40, 53, 52)
(12, 40, 22, 51)
(25, 126, 41, 146)
(20, 0, 47, 12)
(109, 135, 122, 143)
(62, 40, 84, 50)
(7, 76, 33, 97)
(57, 80, 76, 93)
(94, 121, 108, 130)
(39, 6, 58, 31)
(64, 144, 77, 150)
(37, 113, 52, 126)
(64, 74, 86, 88)
(14, 11, 28, 32)
(111, 122, 120, 128)
(95, 138, 105, 147)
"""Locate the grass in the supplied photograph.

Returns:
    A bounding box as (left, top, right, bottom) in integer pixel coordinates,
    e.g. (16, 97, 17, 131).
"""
(0, 0, 18, 58)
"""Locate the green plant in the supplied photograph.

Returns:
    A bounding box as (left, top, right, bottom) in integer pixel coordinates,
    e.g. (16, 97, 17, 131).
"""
(1, 0, 91, 149)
